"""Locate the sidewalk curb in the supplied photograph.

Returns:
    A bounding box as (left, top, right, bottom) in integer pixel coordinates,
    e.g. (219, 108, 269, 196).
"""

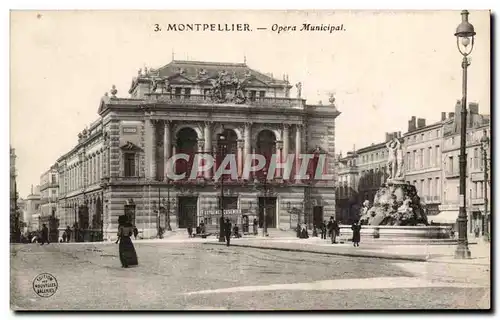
(203, 242, 428, 262)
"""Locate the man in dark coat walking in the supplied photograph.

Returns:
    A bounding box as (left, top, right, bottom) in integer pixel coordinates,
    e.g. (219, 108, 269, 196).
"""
(40, 224, 50, 245)
(65, 226, 72, 242)
(224, 218, 232, 246)
(321, 220, 327, 239)
(329, 218, 339, 244)
(351, 221, 362, 247)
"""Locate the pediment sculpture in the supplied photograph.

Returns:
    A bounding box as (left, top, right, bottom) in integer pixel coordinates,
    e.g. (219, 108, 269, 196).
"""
(208, 72, 247, 104)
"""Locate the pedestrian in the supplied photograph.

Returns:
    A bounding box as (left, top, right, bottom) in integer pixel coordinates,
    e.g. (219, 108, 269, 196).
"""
(40, 224, 50, 245)
(224, 218, 232, 246)
(296, 223, 301, 238)
(233, 224, 240, 238)
(321, 220, 327, 239)
(474, 225, 480, 238)
(300, 224, 309, 239)
(65, 226, 72, 242)
(312, 225, 318, 237)
(253, 218, 258, 235)
(133, 226, 139, 239)
(351, 221, 361, 247)
(116, 215, 138, 268)
(329, 218, 339, 244)
(187, 226, 193, 238)
(62, 231, 67, 243)
(327, 217, 333, 239)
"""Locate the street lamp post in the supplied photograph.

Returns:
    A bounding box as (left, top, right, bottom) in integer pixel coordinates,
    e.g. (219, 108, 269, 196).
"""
(480, 130, 489, 238)
(262, 168, 268, 237)
(157, 187, 161, 238)
(166, 179, 172, 231)
(454, 9, 475, 259)
(218, 133, 227, 243)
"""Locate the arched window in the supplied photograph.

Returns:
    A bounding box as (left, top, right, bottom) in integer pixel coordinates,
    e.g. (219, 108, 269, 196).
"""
(217, 129, 238, 180)
(176, 127, 198, 180)
(256, 130, 277, 178)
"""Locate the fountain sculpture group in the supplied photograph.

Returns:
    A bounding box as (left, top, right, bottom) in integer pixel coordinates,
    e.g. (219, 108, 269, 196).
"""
(359, 137, 429, 226)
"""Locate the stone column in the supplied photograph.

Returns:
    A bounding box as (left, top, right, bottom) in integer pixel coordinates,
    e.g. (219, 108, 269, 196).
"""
(276, 141, 283, 179)
(283, 124, 290, 161)
(197, 139, 205, 179)
(283, 124, 290, 180)
(150, 120, 157, 180)
(172, 145, 177, 175)
(237, 139, 244, 178)
(295, 124, 303, 179)
(204, 122, 212, 179)
(251, 146, 257, 181)
(163, 120, 171, 180)
(244, 122, 252, 180)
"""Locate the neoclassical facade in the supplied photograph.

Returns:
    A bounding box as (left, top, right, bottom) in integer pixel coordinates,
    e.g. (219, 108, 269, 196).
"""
(56, 60, 340, 241)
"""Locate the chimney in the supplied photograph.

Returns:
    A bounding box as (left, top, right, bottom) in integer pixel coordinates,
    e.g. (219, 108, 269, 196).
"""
(469, 102, 479, 114)
(385, 132, 390, 142)
(408, 116, 417, 132)
(448, 112, 455, 119)
(441, 112, 446, 121)
(417, 118, 426, 128)
(455, 100, 462, 116)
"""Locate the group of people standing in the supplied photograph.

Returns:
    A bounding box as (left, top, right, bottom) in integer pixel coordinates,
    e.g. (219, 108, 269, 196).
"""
(315, 217, 362, 247)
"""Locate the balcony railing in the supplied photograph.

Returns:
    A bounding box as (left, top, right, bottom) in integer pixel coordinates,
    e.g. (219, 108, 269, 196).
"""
(144, 93, 306, 109)
(471, 198, 485, 205)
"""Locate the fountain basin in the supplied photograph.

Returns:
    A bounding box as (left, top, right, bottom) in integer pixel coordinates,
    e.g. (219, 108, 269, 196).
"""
(339, 225, 451, 240)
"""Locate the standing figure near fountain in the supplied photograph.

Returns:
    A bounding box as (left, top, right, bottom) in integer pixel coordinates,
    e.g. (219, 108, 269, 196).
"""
(386, 139, 397, 180)
(386, 137, 404, 181)
(395, 138, 405, 179)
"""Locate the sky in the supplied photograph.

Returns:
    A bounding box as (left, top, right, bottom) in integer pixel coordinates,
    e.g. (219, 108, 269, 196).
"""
(10, 10, 490, 198)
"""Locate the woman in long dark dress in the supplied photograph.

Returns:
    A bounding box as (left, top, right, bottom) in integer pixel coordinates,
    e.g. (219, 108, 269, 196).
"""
(351, 221, 361, 247)
(116, 215, 138, 268)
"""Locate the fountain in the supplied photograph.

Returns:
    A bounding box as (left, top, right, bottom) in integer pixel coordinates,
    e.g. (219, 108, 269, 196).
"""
(354, 137, 451, 241)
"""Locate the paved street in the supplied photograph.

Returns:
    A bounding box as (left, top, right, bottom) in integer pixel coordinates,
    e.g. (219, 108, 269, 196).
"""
(10, 241, 490, 310)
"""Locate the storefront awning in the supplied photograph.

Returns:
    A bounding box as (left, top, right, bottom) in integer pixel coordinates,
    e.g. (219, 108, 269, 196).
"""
(429, 211, 459, 224)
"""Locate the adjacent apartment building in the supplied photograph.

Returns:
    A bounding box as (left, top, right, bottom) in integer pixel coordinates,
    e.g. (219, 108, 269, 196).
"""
(336, 102, 490, 234)
(438, 101, 491, 235)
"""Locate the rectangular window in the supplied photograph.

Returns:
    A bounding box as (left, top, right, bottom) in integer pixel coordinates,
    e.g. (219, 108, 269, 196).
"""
(428, 178, 433, 196)
(473, 148, 479, 169)
(250, 90, 257, 101)
(184, 88, 191, 99)
(435, 178, 440, 199)
(51, 174, 56, 184)
(406, 152, 411, 170)
(174, 87, 182, 98)
(419, 149, 424, 169)
(421, 179, 426, 196)
(203, 89, 211, 100)
(413, 150, 417, 169)
(124, 153, 136, 177)
(435, 145, 440, 165)
(448, 156, 453, 174)
(259, 90, 265, 98)
(428, 147, 433, 167)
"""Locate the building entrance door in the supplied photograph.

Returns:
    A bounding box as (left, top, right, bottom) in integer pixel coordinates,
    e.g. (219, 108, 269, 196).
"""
(177, 197, 198, 228)
(258, 197, 277, 228)
(313, 206, 324, 227)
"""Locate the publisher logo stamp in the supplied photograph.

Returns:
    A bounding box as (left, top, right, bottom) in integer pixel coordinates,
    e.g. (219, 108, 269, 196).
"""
(32, 273, 58, 298)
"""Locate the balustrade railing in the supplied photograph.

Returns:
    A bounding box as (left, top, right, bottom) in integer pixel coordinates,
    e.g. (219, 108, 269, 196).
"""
(144, 93, 305, 109)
